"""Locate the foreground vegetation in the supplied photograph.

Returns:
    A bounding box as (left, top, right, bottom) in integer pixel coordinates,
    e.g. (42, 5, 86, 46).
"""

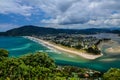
(0, 49, 120, 80)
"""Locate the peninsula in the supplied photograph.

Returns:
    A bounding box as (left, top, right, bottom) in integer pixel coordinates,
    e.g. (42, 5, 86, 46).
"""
(24, 36, 103, 60)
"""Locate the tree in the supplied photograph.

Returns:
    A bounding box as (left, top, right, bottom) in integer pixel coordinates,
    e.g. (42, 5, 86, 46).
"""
(0, 49, 8, 57)
(0, 49, 8, 60)
(0, 52, 56, 79)
(103, 68, 120, 80)
(86, 47, 101, 55)
(74, 44, 83, 49)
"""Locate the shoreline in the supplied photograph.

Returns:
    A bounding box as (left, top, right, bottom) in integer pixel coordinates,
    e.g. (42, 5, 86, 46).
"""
(98, 40, 120, 54)
(24, 36, 103, 60)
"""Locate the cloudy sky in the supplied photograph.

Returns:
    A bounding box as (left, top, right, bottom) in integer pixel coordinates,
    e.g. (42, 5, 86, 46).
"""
(0, 0, 120, 31)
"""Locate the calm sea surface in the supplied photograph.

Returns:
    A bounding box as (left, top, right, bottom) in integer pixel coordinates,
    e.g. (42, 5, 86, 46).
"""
(0, 35, 120, 72)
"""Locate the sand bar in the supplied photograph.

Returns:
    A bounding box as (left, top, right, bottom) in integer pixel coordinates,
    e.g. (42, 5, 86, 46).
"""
(105, 46, 120, 53)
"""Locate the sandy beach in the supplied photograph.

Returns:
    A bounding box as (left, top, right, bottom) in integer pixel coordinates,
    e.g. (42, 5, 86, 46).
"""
(24, 36, 103, 60)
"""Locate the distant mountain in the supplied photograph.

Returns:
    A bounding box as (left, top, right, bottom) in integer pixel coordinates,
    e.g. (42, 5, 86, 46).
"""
(0, 25, 120, 36)
(109, 27, 120, 30)
(110, 30, 120, 34)
(58, 28, 111, 34)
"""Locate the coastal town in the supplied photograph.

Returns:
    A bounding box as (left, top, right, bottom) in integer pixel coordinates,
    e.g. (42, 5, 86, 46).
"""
(34, 33, 110, 55)
(23, 33, 112, 60)
(40, 34, 99, 50)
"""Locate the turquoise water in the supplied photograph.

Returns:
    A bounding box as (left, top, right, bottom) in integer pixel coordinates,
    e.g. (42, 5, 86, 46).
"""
(0, 36, 120, 72)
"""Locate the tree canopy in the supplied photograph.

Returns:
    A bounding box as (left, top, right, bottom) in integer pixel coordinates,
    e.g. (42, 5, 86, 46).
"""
(0, 49, 8, 57)
(0, 49, 8, 60)
(103, 68, 120, 80)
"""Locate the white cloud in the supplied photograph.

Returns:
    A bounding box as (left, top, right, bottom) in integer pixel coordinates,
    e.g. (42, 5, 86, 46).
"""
(104, 19, 120, 26)
(87, 20, 104, 26)
(0, 0, 33, 16)
(0, 0, 120, 28)
(87, 18, 120, 26)
(36, 0, 120, 27)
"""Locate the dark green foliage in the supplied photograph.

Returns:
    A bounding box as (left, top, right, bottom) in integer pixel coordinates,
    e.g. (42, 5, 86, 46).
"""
(74, 44, 83, 49)
(0, 52, 56, 80)
(0, 49, 8, 60)
(0, 49, 8, 57)
(103, 68, 120, 80)
(19, 52, 55, 68)
(3, 25, 61, 36)
(86, 47, 101, 55)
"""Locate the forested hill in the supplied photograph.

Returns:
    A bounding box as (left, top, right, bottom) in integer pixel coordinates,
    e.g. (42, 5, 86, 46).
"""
(0, 25, 120, 36)
(0, 25, 61, 36)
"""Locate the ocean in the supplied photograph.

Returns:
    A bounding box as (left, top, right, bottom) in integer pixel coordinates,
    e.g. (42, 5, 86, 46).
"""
(0, 36, 120, 72)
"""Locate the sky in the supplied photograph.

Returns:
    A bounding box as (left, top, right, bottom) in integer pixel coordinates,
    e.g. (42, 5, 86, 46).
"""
(0, 0, 120, 32)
